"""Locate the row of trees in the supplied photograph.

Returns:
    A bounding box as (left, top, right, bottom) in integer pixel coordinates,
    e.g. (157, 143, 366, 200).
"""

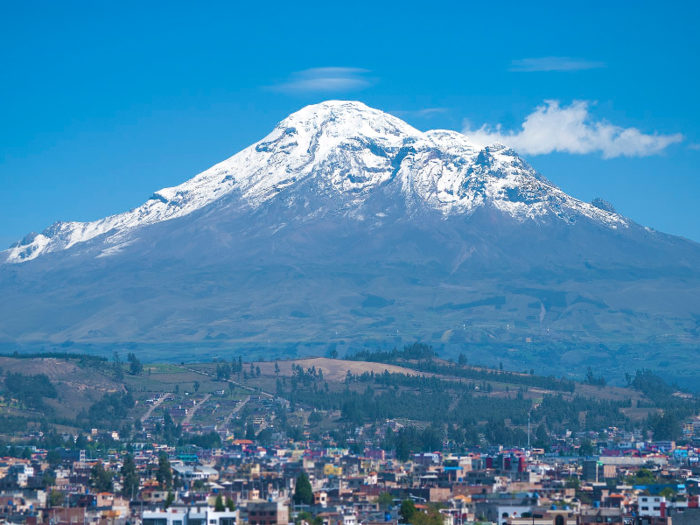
(346, 343, 576, 392)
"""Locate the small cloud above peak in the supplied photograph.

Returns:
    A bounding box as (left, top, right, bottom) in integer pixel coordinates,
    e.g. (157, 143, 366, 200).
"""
(390, 107, 450, 119)
(510, 57, 606, 72)
(270, 68, 373, 94)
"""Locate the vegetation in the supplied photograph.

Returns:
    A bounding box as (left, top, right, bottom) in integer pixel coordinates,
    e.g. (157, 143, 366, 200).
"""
(121, 453, 140, 498)
(79, 391, 135, 427)
(293, 472, 313, 505)
(4, 372, 57, 409)
(347, 343, 575, 392)
(90, 462, 113, 492)
(156, 452, 173, 489)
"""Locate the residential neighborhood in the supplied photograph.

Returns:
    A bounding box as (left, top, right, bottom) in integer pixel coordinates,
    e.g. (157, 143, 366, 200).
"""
(2, 420, 700, 525)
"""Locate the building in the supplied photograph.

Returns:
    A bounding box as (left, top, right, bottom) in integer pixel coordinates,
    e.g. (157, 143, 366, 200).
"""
(246, 499, 288, 525)
(638, 496, 666, 518)
(143, 506, 238, 525)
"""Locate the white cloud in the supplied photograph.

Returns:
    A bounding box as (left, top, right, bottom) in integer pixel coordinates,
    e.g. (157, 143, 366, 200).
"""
(462, 101, 684, 158)
(391, 107, 449, 119)
(689, 143, 700, 151)
(271, 68, 372, 93)
(510, 57, 606, 72)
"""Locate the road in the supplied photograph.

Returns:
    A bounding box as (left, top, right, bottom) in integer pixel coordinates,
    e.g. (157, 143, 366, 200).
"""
(182, 393, 211, 425)
(140, 393, 171, 422)
(223, 395, 251, 427)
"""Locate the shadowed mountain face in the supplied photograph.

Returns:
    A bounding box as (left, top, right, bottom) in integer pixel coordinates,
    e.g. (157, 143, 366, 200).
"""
(1, 101, 699, 375)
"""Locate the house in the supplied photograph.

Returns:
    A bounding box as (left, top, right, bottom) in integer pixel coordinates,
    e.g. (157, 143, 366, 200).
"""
(245, 499, 288, 525)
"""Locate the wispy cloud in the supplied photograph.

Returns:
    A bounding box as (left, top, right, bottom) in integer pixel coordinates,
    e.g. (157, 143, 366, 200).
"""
(462, 100, 683, 158)
(689, 143, 700, 151)
(391, 107, 450, 119)
(271, 68, 372, 93)
(510, 57, 606, 72)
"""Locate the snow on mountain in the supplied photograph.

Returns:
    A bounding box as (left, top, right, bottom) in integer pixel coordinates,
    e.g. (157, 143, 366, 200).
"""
(5, 101, 625, 263)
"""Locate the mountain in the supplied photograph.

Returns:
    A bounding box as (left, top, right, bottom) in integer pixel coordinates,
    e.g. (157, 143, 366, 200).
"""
(2, 101, 699, 379)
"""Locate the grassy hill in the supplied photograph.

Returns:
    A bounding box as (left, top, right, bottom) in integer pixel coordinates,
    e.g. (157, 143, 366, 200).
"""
(0, 351, 689, 446)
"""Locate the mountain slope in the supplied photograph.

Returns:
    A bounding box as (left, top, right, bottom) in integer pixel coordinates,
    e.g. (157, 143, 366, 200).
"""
(5, 101, 624, 263)
(1, 101, 699, 379)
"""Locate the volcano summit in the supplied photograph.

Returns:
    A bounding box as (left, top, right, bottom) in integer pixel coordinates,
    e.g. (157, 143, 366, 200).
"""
(2, 101, 699, 373)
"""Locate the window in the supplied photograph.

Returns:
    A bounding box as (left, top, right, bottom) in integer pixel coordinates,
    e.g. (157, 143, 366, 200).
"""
(174, 521, 183, 525)
(642, 507, 648, 511)
(555, 516, 565, 525)
(220, 519, 235, 525)
(210, 520, 217, 524)
(144, 520, 167, 525)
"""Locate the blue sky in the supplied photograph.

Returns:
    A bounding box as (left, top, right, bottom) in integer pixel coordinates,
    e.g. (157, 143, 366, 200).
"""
(1, 0, 699, 247)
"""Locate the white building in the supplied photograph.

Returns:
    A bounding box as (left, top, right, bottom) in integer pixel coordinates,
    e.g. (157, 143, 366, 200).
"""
(143, 506, 238, 525)
(638, 496, 667, 518)
(171, 465, 219, 482)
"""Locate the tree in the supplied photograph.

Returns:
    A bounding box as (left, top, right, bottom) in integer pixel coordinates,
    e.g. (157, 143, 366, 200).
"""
(156, 452, 172, 489)
(48, 490, 65, 507)
(412, 507, 444, 525)
(378, 492, 393, 510)
(193, 479, 206, 491)
(659, 487, 676, 499)
(458, 353, 467, 366)
(46, 450, 62, 468)
(564, 477, 580, 489)
(293, 472, 313, 505)
(214, 494, 225, 512)
(275, 362, 280, 375)
(309, 411, 323, 424)
(121, 453, 140, 499)
(245, 422, 256, 440)
(164, 491, 175, 509)
(534, 424, 549, 450)
(112, 352, 124, 381)
(295, 511, 322, 525)
(42, 470, 56, 488)
(649, 412, 681, 441)
(193, 381, 200, 393)
(329, 348, 339, 359)
(76, 434, 88, 449)
(90, 462, 114, 492)
(400, 500, 416, 523)
(225, 496, 236, 511)
(256, 366, 261, 377)
(580, 438, 596, 456)
(127, 353, 143, 375)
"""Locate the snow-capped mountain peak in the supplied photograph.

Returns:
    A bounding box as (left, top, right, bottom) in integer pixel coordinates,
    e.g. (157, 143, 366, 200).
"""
(4, 101, 624, 263)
